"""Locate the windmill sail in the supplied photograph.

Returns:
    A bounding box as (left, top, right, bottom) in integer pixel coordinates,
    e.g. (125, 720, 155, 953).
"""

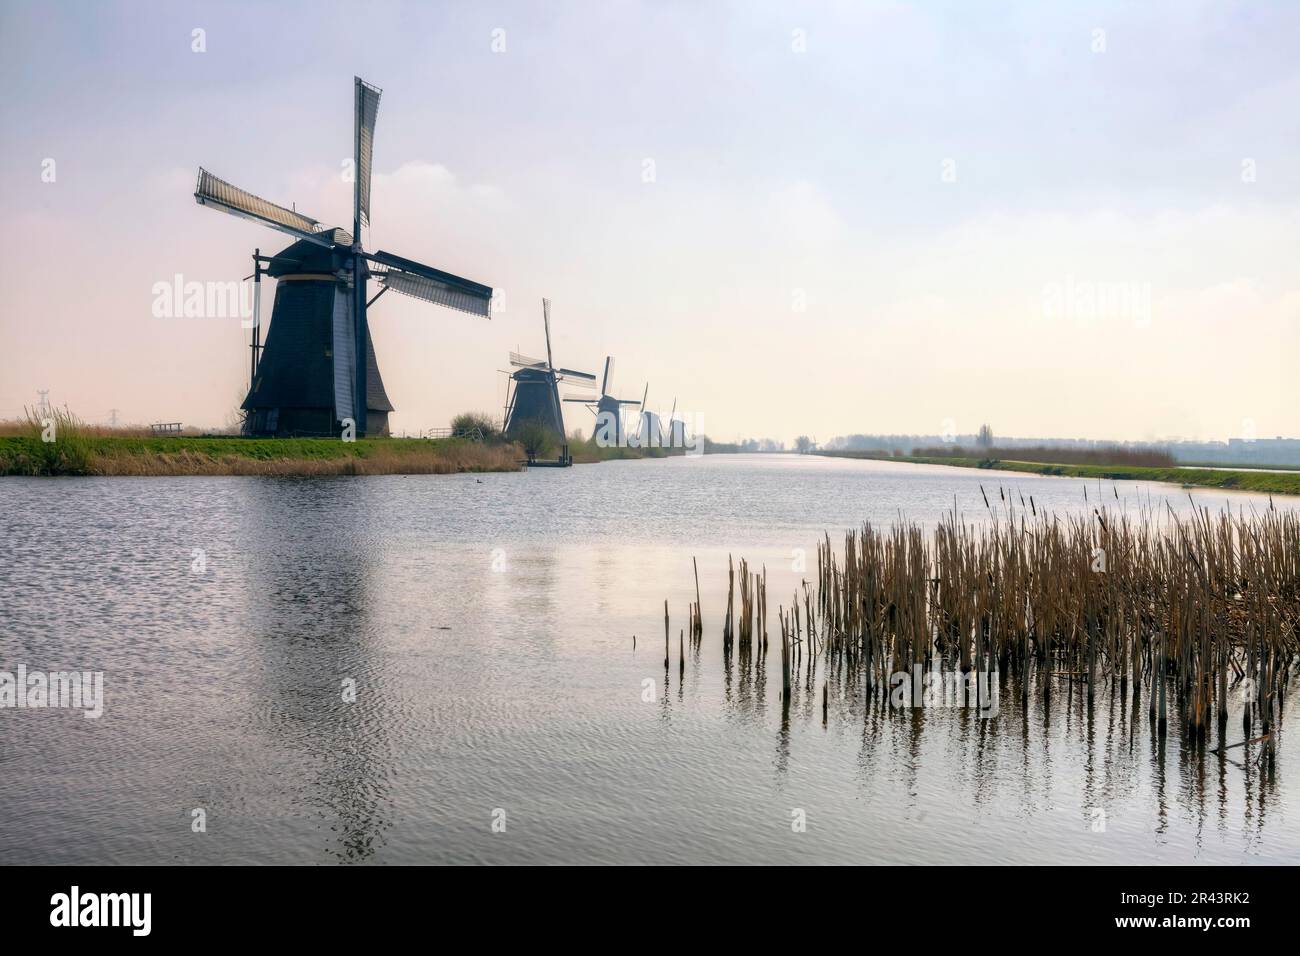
(372, 266, 492, 316)
(510, 351, 547, 369)
(366, 251, 492, 317)
(195, 169, 340, 246)
(542, 298, 554, 370)
(354, 78, 382, 229)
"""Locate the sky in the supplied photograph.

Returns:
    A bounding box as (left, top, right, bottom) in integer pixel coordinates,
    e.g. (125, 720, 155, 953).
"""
(1, 0, 1297, 443)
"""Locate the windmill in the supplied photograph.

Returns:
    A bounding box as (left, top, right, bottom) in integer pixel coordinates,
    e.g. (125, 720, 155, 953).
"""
(194, 76, 492, 437)
(665, 397, 688, 448)
(562, 356, 643, 446)
(632, 384, 663, 447)
(503, 299, 596, 441)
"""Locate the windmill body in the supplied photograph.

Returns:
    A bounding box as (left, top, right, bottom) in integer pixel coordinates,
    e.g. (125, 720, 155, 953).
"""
(504, 366, 567, 438)
(626, 382, 658, 447)
(194, 77, 492, 437)
(594, 393, 635, 444)
(241, 236, 393, 435)
(504, 300, 595, 442)
(637, 410, 664, 447)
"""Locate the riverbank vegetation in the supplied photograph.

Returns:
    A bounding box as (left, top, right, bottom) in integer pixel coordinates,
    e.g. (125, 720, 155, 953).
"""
(821, 449, 1300, 496)
(911, 443, 1177, 467)
(0, 411, 521, 476)
(570, 438, 680, 463)
(563, 425, 695, 463)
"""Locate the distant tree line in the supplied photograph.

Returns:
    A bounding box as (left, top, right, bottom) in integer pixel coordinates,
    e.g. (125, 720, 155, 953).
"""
(826, 430, 1300, 467)
(702, 436, 787, 454)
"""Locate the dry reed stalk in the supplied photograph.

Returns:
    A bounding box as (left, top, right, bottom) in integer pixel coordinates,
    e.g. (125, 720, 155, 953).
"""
(676, 504, 1298, 742)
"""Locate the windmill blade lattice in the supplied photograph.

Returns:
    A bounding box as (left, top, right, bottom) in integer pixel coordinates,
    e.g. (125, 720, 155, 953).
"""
(354, 78, 381, 229)
(195, 169, 342, 247)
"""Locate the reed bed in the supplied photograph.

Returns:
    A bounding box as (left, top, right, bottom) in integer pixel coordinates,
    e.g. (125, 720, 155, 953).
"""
(679, 497, 1299, 765)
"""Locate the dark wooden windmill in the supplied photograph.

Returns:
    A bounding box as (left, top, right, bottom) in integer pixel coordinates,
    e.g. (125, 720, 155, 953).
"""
(195, 76, 493, 436)
(503, 299, 595, 441)
(563, 356, 643, 446)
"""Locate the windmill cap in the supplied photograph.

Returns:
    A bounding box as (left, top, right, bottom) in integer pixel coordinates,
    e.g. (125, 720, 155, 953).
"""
(267, 237, 361, 278)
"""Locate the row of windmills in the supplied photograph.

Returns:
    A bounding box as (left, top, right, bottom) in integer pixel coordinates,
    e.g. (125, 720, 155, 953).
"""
(194, 75, 685, 449)
(501, 299, 680, 448)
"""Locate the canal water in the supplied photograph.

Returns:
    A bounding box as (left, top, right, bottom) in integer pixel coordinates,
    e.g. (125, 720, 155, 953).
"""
(1, 455, 1296, 863)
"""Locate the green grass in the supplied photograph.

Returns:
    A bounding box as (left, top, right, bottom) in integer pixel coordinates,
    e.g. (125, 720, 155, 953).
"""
(1173, 460, 1300, 473)
(87, 435, 404, 460)
(0, 434, 522, 476)
(819, 450, 1300, 496)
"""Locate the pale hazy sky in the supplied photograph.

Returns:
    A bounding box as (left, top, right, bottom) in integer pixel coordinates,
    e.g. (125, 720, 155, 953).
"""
(2, 0, 1297, 442)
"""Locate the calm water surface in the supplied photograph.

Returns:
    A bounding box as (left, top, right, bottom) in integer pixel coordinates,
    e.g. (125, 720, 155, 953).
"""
(1, 455, 1296, 864)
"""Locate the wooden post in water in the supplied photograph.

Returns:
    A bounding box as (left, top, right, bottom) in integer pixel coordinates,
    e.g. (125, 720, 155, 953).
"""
(693, 556, 702, 640)
(1157, 630, 1167, 734)
(1118, 609, 1128, 697)
(664, 600, 670, 671)
(1148, 631, 1158, 723)
(725, 555, 735, 649)
(1086, 615, 1097, 705)
(1216, 630, 1228, 733)
(1243, 626, 1254, 738)
(1130, 619, 1140, 706)
(780, 610, 792, 703)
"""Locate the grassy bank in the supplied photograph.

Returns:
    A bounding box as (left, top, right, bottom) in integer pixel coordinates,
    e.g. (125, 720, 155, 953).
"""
(0, 433, 522, 477)
(569, 442, 681, 464)
(819, 450, 1300, 496)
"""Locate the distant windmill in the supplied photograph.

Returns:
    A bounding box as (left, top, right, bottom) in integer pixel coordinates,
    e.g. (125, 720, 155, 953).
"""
(503, 299, 596, 440)
(562, 356, 642, 446)
(194, 76, 493, 436)
(633, 384, 663, 447)
(665, 397, 687, 447)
